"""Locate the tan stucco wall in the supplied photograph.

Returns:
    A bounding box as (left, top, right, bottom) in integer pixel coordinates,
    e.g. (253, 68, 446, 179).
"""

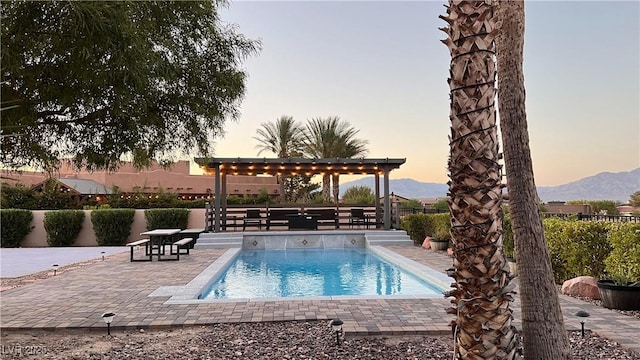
(19, 209, 206, 247)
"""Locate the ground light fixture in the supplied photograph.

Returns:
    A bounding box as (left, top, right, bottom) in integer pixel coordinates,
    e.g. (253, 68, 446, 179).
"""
(52, 264, 59, 276)
(101, 312, 116, 335)
(330, 319, 343, 346)
(575, 310, 590, 337)
(101, 251, 106, 261)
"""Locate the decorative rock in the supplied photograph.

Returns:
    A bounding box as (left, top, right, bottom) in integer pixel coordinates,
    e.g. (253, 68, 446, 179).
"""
(421, 236, 432, 249)
(447, 248, 454, 257)
(562, 276, 601, 300)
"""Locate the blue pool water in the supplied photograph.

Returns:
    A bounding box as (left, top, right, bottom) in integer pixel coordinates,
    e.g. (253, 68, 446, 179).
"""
(199, 248, 443, 300)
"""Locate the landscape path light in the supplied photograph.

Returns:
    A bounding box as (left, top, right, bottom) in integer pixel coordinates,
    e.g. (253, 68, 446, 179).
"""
(330, 319, 343, 346)
(52, 264, 59, 276)
(101, 312, 116, 335)
(575, 310, 590, 338)
(101, 251, 106, 261)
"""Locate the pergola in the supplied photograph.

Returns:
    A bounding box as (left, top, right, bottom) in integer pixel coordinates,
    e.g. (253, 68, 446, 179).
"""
(194, 157, 406, 232)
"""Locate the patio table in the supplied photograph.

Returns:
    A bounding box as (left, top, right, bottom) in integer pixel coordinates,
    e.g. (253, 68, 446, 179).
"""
(140, 229, 181, 261)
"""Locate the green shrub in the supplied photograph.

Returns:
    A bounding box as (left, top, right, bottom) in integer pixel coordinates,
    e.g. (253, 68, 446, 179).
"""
(144, 208, 190, 230)
(544, 218, 612, 282)
(1, 183, 39, 209)
(44, 210, 85, 246)
(400, 213, 451, 245)
(431, 213, 451, 241)
(502, 213, 514, 259)
(401, 213, 435, 245)
(0, 209, 34, 247)
(91, 209, 135, 246)
(604, 223, 640, 284)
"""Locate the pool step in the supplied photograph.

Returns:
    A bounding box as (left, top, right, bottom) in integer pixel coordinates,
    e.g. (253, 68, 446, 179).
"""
(364, 230, 414, 246)
(194, 232, 243, 249)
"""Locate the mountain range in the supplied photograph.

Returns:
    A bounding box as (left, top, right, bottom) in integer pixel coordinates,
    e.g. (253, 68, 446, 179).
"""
(341, 168, 640, 203)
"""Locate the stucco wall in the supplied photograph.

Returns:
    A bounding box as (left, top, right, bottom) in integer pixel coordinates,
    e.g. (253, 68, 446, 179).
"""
(20, 209, 206, 247)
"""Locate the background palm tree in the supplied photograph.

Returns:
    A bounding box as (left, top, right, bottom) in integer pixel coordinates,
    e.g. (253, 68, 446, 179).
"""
(441, 1, 518, 358)
(254, 116, 304, 201)
(495, 1, 571, 358)
(302, 116, 367, 203)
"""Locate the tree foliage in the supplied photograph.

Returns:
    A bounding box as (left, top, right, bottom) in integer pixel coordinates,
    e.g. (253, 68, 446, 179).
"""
(342, 185, 375, 205)
(254, 116, 305, 158)
(629, 190, 640, 207)
(302, 117, 368, 203)
(1, 1, 260, 171)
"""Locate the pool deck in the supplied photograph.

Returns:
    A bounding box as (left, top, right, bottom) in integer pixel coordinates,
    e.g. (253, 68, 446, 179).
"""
(0, 246, 638, 354)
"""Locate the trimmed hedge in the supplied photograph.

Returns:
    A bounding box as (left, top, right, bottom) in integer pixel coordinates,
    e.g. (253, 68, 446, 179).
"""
(544, 218, 612, 282)
(44, 210, 85, 246)
(604, 223, 640, 284)
(91, 209, 136, 246)
(0, 209, 34, 247)
(400, 213, 451, 245)
(144, 208, 190, 230)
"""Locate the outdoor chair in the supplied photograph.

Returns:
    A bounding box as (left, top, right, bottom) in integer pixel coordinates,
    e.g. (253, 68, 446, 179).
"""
(349, 208, 368, 229)
(243, 209, 263, 231)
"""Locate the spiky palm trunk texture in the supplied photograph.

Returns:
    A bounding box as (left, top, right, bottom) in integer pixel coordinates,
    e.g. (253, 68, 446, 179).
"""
(495, 1, 571, 358)
(441, 1, 517, 359)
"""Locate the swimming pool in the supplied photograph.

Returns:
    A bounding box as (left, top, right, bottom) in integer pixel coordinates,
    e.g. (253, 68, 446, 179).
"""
(199, 248, 444, 300)
(150, 244, 451, 304)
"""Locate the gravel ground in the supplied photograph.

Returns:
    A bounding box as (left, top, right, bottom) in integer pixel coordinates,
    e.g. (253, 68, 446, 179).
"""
(1, 322, 638, 360)
(1, 261, 638, 359)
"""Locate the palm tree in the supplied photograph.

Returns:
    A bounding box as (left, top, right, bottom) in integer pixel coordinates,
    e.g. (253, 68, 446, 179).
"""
(254, 116, 304, 201)
(441, 1, 518, 358)
(495, 1, 571, 358)
(302, 116, 367, 203)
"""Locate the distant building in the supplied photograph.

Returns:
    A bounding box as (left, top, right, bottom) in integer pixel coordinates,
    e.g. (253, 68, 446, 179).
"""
(544, 201, 592, 215)
(1, 160, 279, 200)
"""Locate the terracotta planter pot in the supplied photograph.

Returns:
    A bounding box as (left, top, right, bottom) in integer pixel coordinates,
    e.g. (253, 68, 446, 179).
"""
(597, 280, 640, 310)
(430, 240, 449, 251)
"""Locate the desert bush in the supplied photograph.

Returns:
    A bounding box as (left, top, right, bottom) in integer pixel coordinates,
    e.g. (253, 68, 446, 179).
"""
(0, 209, 34, 247)
(502, 213, 514, 259)
(44, 210, 85, 246)
(91, 209, 136, 246)
(401, 213, 435, 245)
(544, 218, 612, 282)
(144, 208, 190, 230)
(604, 223, 640, 284)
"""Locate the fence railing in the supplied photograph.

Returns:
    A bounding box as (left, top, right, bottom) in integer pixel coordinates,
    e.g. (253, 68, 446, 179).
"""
(543, 212, 640, 223)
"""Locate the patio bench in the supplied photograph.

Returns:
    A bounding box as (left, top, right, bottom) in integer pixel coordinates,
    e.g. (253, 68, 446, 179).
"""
(126, 239, 152, 262)
(168, 237, 194, 260)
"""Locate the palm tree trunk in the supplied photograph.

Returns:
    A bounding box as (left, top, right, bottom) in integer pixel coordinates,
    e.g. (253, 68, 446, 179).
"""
(441, 1, 517, 358)
(331, 173, 340, 205)
(277, 175, 286, 202)
(495, 1, 571, 358)
(322, 173, 331, 203)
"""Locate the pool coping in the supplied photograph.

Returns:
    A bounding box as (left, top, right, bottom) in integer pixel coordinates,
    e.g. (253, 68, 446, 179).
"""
(151, 245, 453, 304)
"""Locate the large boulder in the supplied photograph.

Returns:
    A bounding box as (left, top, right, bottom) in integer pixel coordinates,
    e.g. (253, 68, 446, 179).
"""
(561, 276, 601, 300)
(421, 236, 431, 249)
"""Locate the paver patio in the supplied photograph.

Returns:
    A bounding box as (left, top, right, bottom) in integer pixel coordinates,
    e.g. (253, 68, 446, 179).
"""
(0, 245, 638, 354)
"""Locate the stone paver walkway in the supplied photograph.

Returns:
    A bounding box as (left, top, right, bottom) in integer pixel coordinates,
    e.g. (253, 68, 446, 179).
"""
(0, 246, 638, 354)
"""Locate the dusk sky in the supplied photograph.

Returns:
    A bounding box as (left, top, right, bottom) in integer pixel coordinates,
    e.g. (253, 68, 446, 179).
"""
(204, 1, 640, 186)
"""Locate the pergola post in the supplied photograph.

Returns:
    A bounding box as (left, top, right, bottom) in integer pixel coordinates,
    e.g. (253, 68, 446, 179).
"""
(383, 168, 390, 230)
(214, 164, 221, 232)
(374, 172, 380, 228)
(221, 172, 227, 230)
